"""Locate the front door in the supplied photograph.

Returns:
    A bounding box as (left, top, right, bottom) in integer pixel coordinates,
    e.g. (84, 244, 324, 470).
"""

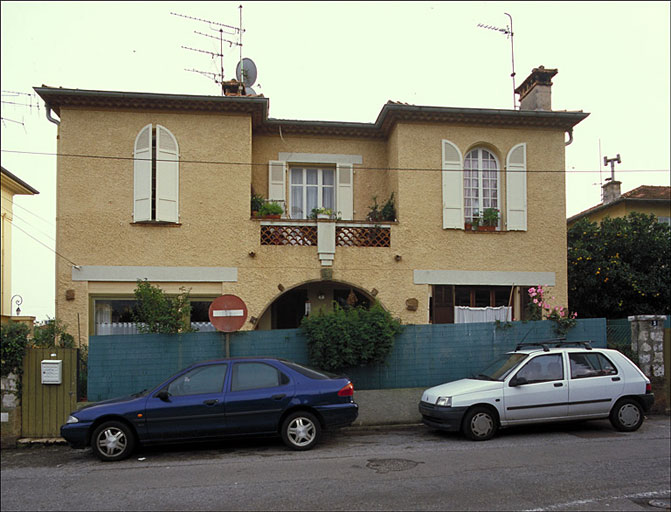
(144, 363, 229, 441)
(503, 354, 568, 423)
(225, 361, 294, 434)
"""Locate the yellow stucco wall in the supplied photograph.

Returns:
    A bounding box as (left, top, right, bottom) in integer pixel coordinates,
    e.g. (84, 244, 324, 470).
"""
(1, 173, 37, 316)
(54, 106, 571, 345)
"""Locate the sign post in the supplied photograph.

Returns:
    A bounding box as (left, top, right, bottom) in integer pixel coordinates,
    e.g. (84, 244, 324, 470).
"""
(208, 295, 248, 357)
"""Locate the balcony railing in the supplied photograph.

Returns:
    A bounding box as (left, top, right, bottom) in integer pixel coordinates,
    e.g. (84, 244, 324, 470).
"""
(259, 220, 391, 248)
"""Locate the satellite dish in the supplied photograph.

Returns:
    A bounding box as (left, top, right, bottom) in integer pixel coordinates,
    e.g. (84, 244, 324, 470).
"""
(245, 86, 256, 95)
(235, 58, 257, 87)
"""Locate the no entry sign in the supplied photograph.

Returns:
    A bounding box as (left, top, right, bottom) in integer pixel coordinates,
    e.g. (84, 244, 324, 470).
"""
(208, 294, 248, 333)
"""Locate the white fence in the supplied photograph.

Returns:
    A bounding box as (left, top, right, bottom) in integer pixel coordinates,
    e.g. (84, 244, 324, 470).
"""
(95, 322, 216, 335)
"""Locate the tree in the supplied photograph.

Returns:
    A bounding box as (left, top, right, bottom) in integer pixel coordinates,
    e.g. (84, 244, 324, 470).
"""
(132, 280, 194, 334)
(567, 212, 670, 318)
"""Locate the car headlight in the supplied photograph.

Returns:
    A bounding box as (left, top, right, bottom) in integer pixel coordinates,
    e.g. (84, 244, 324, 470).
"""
(66, 415, 79, 424)
(436, 396, 452, 407)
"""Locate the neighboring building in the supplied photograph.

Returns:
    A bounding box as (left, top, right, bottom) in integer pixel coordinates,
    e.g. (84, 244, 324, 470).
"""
(35, 66, 588, 344)
(0, 167, 39, 321)
(568, 183, 671, 228)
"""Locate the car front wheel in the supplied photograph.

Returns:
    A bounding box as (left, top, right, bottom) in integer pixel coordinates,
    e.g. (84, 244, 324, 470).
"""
(91, 421, 135, 461)
(610, 398, 644, 432)
(462, 406, 498, 441)
(281, 411, 321, 451)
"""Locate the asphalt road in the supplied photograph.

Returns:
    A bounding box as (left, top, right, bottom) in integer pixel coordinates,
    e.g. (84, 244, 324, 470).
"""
(2, 417, 670, 511)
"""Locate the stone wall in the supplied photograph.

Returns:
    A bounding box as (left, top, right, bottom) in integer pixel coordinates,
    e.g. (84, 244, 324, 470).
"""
(629, 315, 666, 378)
(1, 372, 21, 448)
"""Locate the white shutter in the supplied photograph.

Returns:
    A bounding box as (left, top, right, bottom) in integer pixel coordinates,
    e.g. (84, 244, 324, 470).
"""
(441, 139, 464, 229)
(336, 163, 354, 220)
(506, 143, 527, 231)
(268, 160, 286, 215)
(155, 125, 179, 223)
(133, 124, 152, 222)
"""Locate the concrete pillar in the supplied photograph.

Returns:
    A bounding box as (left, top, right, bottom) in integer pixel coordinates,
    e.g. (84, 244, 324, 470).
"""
(628, 315, 666, 378)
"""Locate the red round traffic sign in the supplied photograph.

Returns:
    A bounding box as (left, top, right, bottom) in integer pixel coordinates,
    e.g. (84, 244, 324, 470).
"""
(208, 295, 248, 333)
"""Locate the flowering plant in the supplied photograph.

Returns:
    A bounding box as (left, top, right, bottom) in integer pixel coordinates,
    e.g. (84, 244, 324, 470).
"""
(527, 286, 578, 335)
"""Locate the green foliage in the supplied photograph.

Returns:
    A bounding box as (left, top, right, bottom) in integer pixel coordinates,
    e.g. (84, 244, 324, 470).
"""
(132, 280, 194, 334)
(1, 322, 30, 378)
(32, 318, 75, 348)
(568, 213, 671, 318)
(367, 193, 396, 222)
(308, 207, 338, 219)
(300, 302, 403, 371)
(256, 201, 283, 217)
(482, 208, 499, 227)
(526, 286, 577, 336)
(78, 345, 88, 402)
(251, 193, 265, 213)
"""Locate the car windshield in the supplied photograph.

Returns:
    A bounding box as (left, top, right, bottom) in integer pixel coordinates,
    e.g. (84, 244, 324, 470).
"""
(472, 353, 528, 381)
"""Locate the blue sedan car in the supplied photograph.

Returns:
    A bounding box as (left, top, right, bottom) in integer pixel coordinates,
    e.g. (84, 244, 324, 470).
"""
(61, 357, 358, 461)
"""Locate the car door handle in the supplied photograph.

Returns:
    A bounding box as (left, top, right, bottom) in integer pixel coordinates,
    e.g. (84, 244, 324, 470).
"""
(272, 394, 286, 400)
(611, 377, 621, 382)
(554, 382, 563, 387)
(203, 399, 219, 406)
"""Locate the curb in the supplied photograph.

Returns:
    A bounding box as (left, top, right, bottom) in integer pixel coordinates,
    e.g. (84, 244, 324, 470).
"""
(17, 437, 68, 447)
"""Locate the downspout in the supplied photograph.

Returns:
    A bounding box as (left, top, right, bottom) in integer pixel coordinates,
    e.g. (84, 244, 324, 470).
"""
(45, 103, 60, 125)
(564, 128, 573, 146)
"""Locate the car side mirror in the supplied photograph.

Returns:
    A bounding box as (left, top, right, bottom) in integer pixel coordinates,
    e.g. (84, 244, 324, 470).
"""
(156, 390, 170, 401)
(510, 376, 528, 387)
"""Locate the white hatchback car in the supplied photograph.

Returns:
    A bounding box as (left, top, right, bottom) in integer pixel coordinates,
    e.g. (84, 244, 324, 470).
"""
(419, 341, 654, 441)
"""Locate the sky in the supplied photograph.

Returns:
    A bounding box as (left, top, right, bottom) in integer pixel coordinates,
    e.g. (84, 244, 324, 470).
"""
(1, 1, 670, 321)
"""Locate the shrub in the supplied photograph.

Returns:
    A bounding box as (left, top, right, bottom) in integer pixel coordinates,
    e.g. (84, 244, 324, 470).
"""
(1, 322, 30, 378)
(32, 318, 75, 348)
(301, 302, 403, 371)
(133, 280, 193, 334)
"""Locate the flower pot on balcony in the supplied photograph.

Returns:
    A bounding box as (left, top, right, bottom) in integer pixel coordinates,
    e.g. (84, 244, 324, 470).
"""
(478, 225, 496, 232)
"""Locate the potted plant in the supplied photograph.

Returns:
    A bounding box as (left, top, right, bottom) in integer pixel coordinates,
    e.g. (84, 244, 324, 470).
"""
(256, 201, 283, 219)
(481, 208, 499, 231)
(366, 193, 396, 222)
(251, 193, 265, 217)
(466, 210, 480, 231)
(309, 207, 337, 220)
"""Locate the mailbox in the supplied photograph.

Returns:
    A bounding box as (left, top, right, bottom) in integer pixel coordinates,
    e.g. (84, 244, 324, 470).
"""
(41, 360, 62, 385)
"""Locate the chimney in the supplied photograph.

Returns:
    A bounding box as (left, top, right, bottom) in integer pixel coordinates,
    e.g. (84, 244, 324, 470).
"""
(602, 179, 622, 204)
(515, 66, 558, 111)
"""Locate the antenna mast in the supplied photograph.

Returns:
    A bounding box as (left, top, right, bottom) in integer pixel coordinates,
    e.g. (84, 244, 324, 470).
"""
(172, 10, 244, 95)
(477, 13, 517, 109)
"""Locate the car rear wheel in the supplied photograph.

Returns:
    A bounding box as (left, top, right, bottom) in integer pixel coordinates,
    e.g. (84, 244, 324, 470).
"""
(281, 411, 321, 451)
(462, 407, 498, 441)
(91, 421, 135, 461)
(610, 398, 644, 432)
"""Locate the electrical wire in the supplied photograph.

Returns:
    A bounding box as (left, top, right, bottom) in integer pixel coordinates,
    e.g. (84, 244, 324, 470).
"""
(9, 221, 78, 267)
(1, 149, 669, 174)
(0, 204, 55, 243)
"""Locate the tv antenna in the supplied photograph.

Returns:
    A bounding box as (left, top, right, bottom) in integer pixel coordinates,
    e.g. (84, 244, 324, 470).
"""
(477, 13, 517, 109)
(172, 7, 245, 95)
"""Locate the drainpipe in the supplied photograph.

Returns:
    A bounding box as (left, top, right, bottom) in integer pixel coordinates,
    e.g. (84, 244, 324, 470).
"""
(564, 128, 573, 146)
(45, 104, 60, 126)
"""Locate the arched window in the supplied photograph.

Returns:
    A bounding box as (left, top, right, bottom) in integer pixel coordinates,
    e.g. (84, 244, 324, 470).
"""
(463, 148, 499, 224)
(133, 124, 179, 223)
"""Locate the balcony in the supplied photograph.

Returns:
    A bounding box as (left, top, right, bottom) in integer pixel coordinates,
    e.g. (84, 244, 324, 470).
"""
(257, 219, 392, 266)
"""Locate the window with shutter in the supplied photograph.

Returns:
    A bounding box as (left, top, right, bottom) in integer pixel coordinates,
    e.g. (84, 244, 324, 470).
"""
(133, 124, 180, 223)
(506, 143, 527, 231)
(463, 148, 500, 226)
(336, 163, 353, 220)
(442, 140, 464, 229)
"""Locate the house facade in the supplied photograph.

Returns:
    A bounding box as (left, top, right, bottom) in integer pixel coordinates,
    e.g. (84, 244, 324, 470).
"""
(1, 166, 39, 320)
(36, 66, 588, 344)
(568, 182, 671, 228)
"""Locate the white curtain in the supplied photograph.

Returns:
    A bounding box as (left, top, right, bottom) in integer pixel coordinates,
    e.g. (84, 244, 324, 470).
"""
(95, 322, 215, 335)
(454, 306, 512, 324)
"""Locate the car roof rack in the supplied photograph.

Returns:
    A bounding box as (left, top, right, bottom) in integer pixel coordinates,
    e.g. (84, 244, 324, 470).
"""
(514, 339, 593, 352)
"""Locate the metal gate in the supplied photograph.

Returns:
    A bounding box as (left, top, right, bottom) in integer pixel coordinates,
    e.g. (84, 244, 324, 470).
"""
(21, 348, 77, 438)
